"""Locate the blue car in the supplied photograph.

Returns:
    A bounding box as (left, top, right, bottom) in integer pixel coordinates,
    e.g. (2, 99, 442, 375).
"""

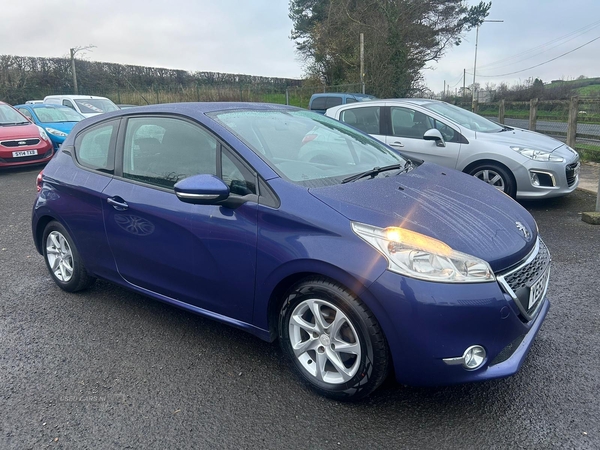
(31, 103, 550, 400)
(14, 104, 85, 150)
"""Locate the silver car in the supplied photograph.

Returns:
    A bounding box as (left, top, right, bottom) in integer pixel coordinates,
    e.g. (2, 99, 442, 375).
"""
(325, 99, 580, 199)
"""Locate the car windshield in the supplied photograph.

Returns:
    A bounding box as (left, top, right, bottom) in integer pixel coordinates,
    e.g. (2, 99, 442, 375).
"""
(0, 104, 30, 125)
(210, 109, 407, 187)
(422, 102, 503, 133)
(74, 99, 119, 114)
(33, 107, 84, 123)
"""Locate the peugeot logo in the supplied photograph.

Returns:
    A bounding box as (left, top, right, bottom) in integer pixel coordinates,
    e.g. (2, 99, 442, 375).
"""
(515, 221, 532, 241)
(18, 141, 26, 145)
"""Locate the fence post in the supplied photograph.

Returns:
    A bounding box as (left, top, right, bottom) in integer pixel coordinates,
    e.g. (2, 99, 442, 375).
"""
(566, 96, 579, 149)
(285, 87, 289, 105)
(472, 99, 478, 113)
(529, 98, 538, 131)
(498, 99, 505, 124)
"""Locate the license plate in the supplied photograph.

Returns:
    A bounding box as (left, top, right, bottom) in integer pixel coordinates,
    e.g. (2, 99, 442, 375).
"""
(528, 267, 550, 310)
(12, 150, 38, 158)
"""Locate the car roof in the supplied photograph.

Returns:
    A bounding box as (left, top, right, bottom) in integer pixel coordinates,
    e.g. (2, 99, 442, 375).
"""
(43, 95, 110, 100)
(310, 92, 374, 99)
(325, 98, 443, 115)
(15, 103, 74, 109)
(78, 102, 301, 126)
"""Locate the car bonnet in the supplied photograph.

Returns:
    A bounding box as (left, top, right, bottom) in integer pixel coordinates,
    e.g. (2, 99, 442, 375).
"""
(0, 123, 42, 140)
(474, 126, 565, 152)
(309, 163, 538, 272)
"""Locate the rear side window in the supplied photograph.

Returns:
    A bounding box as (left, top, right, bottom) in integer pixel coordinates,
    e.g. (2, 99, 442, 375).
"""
(310, 96, 343, 111)
(74, 120, 117, 173)
(340, 106, 381, 134)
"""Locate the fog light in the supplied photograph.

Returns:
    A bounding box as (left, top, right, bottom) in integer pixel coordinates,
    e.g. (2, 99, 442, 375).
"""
(530, 172, 540, 186)
(463, 345, 486, 370)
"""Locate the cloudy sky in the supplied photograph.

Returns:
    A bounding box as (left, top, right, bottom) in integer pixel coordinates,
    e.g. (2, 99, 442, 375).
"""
(1, 0, 599, 93)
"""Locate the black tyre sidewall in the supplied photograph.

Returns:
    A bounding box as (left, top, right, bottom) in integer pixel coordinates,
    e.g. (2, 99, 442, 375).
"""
(279, 278, 387, 400)
(42, 221, 94, 292)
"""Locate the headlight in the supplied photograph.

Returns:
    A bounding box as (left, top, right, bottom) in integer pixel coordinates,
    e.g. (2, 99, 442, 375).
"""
(37, 126, 50, 142)
(352, 222, 495, 283)
(511, 146, 564, 162)
(45, 127, 68, 137)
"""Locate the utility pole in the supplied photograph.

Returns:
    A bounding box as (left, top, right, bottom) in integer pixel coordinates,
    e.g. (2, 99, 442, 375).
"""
(360, 33, 365, 94)
(472, 20, 503, 104)
(69, 45, 96, 95)
(463, 68, 466, 101)
(70, 48, 78, 95)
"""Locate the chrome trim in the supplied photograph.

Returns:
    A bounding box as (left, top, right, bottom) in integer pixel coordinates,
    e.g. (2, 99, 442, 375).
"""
(529, 169, 557, 187)
(442, 356, 464, 366)
(443, 345, 487, 370)
(176, 192, 221, 200)
(497, 238, 551, 321)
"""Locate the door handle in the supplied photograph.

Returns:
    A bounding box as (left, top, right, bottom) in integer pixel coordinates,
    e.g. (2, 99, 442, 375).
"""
(107, 197, 129, 211)
(390, 141, 404, 148)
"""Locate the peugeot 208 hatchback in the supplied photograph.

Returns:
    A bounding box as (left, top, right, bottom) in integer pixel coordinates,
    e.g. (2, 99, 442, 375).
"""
(32, 103, 551, 400)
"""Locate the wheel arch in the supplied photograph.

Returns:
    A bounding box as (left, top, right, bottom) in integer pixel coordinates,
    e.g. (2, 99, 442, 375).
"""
(462, 159, 517, 189)
(33, 214, 57, 255)
(263, 262, 395, 360)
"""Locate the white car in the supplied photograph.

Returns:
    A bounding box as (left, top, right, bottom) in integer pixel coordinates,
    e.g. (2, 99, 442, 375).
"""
(43, 95, 119, 118)
(326, 99, 580, 199)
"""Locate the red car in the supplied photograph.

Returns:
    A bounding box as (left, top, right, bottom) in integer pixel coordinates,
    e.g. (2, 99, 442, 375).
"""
(0, 101, 54, 168)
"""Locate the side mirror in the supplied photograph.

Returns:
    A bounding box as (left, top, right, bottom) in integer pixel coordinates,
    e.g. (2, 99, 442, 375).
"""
(174, 174, 229, 205)
(423, 128, 446, 147)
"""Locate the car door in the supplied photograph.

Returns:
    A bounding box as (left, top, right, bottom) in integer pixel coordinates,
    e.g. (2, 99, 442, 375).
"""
(384, 105, 462, 169)
(102, 115, 259, 323)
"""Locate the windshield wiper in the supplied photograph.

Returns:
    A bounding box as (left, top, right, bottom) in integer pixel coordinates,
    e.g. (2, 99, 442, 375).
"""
(1, 122, 30, 126)
(341, 161, 412, 184)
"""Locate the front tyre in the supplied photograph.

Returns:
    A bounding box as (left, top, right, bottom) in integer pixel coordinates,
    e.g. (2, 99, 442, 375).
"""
(279, 277, 390, 401)
(469, 163, 516, 198)
(42, 221, 95, 292)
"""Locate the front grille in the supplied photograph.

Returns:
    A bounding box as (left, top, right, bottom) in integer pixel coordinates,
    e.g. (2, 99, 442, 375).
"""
(1, 138, 41, 147)
(497, 238, 551, 321)
(566, 162, 579, 187)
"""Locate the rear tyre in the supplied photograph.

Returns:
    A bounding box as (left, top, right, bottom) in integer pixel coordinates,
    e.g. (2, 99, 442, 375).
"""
(42, 221, 96, 292)
(279, 277, 390, 401)
(469, 163, 516, 198)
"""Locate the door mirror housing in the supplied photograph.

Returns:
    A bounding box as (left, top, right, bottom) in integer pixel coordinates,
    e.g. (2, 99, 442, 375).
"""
(174, 174, 230, 205)
(423, 128, 446, 147)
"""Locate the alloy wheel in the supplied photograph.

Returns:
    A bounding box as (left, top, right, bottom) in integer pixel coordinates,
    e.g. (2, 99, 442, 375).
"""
(288, 298, 362, 384)
(45, 231, 74, 282)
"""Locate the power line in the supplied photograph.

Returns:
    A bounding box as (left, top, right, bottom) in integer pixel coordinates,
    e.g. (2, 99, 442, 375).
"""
(467, 35, 600, 78)
(477, 19, 600, 71)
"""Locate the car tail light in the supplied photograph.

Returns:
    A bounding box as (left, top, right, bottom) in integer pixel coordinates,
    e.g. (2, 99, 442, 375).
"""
(36, 171, 43, 192)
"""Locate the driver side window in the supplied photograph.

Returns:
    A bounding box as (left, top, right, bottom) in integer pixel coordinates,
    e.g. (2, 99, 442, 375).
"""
(391, 107, 433, 139)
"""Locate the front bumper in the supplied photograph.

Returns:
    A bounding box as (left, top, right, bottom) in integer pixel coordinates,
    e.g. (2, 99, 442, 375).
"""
(367, 269, 549, 386)
(514, 157, 580, 199)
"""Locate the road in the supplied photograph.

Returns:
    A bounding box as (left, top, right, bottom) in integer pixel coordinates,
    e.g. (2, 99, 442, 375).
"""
(485, 117, 600, 140)
(1, 167, 599, 449)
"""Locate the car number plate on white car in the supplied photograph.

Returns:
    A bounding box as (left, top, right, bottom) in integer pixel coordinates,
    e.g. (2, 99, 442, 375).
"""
(12, 150, 38, 158)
